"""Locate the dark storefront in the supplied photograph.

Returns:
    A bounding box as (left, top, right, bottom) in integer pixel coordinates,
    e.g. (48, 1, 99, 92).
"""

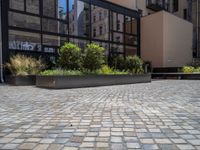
(0, 0, 140, 81)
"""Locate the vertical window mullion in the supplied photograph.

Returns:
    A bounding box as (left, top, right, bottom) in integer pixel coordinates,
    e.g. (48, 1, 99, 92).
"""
(24, 0, 26, 11)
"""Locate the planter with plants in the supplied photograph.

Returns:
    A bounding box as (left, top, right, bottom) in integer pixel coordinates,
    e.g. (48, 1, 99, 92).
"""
(36, 43, 151, 89)
(5, 54, 44, 85)
(152, 66, 200, 80)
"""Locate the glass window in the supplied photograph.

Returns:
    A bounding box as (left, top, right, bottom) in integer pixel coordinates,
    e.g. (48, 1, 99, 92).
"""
(9, 0, 24, 11)
(69, 0, 90, 38)
(43, 0, 55, 17)
(26, 0, 39, 14)
(43, 35, 61, 46)
(111, 12, 124, 32)
(110, 44, 124, 53)
(112, 32, 123, 43)
(91, 5, 109, 41)
(125, 17, 137, 35)
(57, 0, 67, 20)
(69, 38, 89, 50)
(125, 35, 137, 46)
(125, 46, 137, 56)
(9, 12, 40, 30)
(9, 30, 41, 52)
(42, 18, 68, 34)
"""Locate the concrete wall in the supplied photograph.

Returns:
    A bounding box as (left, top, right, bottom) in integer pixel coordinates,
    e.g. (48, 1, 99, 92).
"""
(106, 0, 136, 10)
(141, 12, 164, 67)
(141, 11, 193, 68)
(163, 12, 193, 67)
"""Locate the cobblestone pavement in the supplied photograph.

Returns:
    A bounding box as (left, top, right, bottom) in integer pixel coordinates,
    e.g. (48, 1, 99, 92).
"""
(0, 80, 200, 150)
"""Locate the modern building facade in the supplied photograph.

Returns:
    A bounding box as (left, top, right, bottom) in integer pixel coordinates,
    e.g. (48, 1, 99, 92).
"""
(0, 0, 195, 81)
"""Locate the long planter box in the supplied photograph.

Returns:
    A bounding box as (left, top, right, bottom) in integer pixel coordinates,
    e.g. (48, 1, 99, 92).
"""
(5, 75, 36, 86)
(152, 73, 200, 80)
(36, 74, 151, 89)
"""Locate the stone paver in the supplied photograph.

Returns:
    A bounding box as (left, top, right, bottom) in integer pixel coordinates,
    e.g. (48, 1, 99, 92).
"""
(0, 80, 200, 150)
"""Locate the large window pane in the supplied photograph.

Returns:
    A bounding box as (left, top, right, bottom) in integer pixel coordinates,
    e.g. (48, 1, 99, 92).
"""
(111, 44, 124, 54)
(69, 0, 90, 38)
(9, 0, 24, 11)
(43, 35, 61, 46)
(111, 12, 124, 32)
(125, 35, 137, 46)
(69, 38, 89, 50)
(42, 18, 68, 34)
(91, 5, 109, 41)
(43, 0, 55, 17)
(125, 46, 137, 56)
(57, 0, 67, 20)
(125, 17, 137, 35)
(9, 30, 41, 52)
(26, 0, 39, 14)
(9, 12, 40, 30)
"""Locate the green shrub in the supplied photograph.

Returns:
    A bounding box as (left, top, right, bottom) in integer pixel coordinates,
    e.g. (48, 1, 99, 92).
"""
(6, 54, 44, 75)
(58, 42, 82, 70)
(193, 67, 200, 73)
(126, 56, 144, 74)
(182, 66, 194, 73)
(40, 70, 83, 76)
(98, 65, 113, 74)
(82, 43, 105, 71)
(111, 56, 126, 71)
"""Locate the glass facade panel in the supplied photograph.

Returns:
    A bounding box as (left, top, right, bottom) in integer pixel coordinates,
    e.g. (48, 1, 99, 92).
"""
(9, 0, 24, 11)
(57, 0, 67, 20)
(43, 0, 56, 17)
(91, 5, 109, 41)
(9, 12, 40, 30)
(69, 38, 89, 50)
(43, 35, 61, 46)
(42, 18, 68, 34)
(8, 30, 41, 52)
(4, 0, 140, 64)
(125, 17, 137, 35)
(125, 46, 137, 56)
(69, 0, 90, 38)
(26, 0, 39, 14)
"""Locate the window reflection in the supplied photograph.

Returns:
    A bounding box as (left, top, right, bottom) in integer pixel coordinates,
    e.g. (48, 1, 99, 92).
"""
(69, 0, 90, 38)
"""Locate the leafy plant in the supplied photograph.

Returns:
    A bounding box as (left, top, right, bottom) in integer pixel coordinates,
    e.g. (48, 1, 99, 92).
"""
(82, 43, 105, 71)
(111, 56, 126, 71)
(58, 42, 82, 70)
(40, 69, 83, 76)
(182, 66, 194, 73)
(98, 65, 114, 74)
(126, 56, 144, 74)
(194, 67, 200, 73)
(6, 54, 44, 76)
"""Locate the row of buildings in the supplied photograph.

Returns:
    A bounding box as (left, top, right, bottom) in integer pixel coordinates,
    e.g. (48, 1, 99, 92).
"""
(0, 0, 199, 81)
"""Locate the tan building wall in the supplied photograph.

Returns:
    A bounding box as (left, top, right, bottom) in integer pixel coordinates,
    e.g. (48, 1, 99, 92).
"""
(141, 12, 164, 67)
(106, 0, 137, 10)
(141, 11, 193, 68)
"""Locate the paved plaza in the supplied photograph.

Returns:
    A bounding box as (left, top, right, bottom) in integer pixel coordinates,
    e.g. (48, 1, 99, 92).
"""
(0, 80, 200, 150)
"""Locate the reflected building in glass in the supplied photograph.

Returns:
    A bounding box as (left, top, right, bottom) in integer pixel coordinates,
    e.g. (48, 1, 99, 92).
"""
(1, 0, 140, 64)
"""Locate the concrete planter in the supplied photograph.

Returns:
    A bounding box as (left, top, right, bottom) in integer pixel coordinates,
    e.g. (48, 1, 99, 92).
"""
(5, 75, 36, 86)
(36, 74, 151, 89)
(152, 73, 200, 80)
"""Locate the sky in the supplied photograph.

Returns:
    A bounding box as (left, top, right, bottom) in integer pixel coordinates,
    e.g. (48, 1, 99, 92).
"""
(59, 0, 75, 12)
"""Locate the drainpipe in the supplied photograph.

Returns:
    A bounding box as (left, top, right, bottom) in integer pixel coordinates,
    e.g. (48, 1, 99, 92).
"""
(0, 0, 3, 83)
(197, 0, 199, 58)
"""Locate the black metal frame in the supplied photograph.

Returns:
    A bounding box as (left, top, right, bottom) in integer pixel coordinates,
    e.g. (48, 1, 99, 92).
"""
(1, 0, 141, 65)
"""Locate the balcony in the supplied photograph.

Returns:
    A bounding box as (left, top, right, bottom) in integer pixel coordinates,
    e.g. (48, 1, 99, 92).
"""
(146, 0, 169, 11)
